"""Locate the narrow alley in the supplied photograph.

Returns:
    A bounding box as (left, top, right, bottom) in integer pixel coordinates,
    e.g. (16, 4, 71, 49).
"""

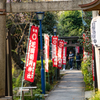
(46, 70, 85, 100)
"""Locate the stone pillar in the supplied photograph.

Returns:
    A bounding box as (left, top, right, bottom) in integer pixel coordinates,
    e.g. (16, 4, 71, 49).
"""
(95, 47, 100, 90)
(92, 11, 100, 90)
(0, 0, 6, 97)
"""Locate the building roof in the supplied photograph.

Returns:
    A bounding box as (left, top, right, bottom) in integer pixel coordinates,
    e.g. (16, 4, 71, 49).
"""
(79, 0, 100, 11)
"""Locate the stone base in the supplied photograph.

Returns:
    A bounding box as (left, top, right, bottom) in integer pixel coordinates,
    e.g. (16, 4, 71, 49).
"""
(0, 96, 12, 100)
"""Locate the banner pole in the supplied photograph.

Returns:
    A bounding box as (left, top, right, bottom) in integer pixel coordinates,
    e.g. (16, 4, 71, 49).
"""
(52, 66, 53, 83)
(50, 36, 52, 60)
(20, 23, 32, 100)
(45, 72, 46, 91)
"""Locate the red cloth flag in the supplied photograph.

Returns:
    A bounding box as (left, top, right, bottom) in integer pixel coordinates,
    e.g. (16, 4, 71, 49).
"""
(83, 33, 90, 61)
(58, 40, 64, 69)
(76, 46, 80, 54)
(92, 45, 95, 81)
(83, 33, 85, 59)
(52, 36, 58, 67)
(62, 42, 67, 65)
(24, 26, 39, 82)
(44, 34, 49, 72)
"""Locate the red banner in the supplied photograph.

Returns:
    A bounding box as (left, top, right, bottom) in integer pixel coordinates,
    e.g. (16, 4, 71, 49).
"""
(52, 36, 58, 67)
(76, 46, 80, 54)
(83, 33, 90, 61)
(44, 34, 49, 72)
(24, 26, 39, 82)
(83, 33, 85, 59)
(58, 40, 64, 69)
(92, 45, 95, 81)
(62, 42, 67, 65)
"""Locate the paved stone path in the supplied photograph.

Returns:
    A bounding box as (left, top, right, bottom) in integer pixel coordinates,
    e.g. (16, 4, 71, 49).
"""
(46, 70, 85, 100)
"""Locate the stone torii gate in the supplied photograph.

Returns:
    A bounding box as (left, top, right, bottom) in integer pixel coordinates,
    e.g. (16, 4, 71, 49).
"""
(0, 0, 93, 99)
(59, 36, 80, 47)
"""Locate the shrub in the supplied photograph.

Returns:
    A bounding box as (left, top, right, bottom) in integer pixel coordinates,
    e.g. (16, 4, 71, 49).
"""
(13, 60, 56, 97)
(46, 82, 51, 91)
(81, 57, 93, 90)
(89, 91, 100, 100)
(35, 60, 56, 85)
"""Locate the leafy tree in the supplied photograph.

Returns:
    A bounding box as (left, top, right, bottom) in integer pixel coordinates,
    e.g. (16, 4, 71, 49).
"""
(42, 12, 57, 35)
(78, 11, 92, 53)
(57, 11, 82, 36)
(6, 11, 57, 69)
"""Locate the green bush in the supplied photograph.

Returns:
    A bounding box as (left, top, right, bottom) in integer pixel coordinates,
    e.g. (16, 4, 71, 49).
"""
(13, 60, 56, 99)
(81, 57, 93, 90)
(89, 91, 100, 100)
(13, 60, 55, 88)
(35, 60, 56, 85)
(46, 82, 51, 91)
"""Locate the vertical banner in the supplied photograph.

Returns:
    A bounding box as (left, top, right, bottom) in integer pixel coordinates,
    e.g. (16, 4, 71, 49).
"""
(58, 40, 64, 69)
(62, 42, 67, 65)
(52, 36, 58, 67)
(83, 33, 90, 61)
(44, 34, 49, 72)
(83, 33, 85, 60)
(24, 26, 39, 82)
(92, 45, 95, 81)
(76, 46, 80, 54)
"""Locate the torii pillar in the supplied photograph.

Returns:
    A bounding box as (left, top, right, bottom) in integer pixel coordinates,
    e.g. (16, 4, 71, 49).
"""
(0, 0, 6, 97)
(0, 1, 11, 100)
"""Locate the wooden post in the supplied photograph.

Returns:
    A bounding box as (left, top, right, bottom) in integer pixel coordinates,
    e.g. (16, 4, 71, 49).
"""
(30, 89, 33, 98)
(22, 91, 24, 100)
(6, 29, 13, 96)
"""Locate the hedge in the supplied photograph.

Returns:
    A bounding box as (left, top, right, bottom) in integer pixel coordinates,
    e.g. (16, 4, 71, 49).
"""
(13, 60, 56, 96)
(81, 57, 93, 91)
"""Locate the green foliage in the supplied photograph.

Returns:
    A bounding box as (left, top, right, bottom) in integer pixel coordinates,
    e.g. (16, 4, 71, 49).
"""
(78, 33, 92, 53)
(81, 57, 93, 90)
(7, 12, 57, 70)
(13, 60, 56, 98)
(78, 11, 92, 53)
(12, 68, 23, 89)
(46, 82, 51, 91)
(24, 89, 44, 100)
(58, 11, 82, 36)
(16, 71, 23, 87)
(89, 91, 100, 100)
(83, 11, 92, 30)
(35, 60, 56, 85)
(42, 12, 57, 35)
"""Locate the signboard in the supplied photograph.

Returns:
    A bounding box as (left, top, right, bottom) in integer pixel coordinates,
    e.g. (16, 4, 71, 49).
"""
(91, 16, 100, 46)
(62, 42, 67, 65)
(44, 34, 49, 72)
(52, 36, 58, 67)
(58, 40, 64, 69)
(24, 26, 39, 82)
